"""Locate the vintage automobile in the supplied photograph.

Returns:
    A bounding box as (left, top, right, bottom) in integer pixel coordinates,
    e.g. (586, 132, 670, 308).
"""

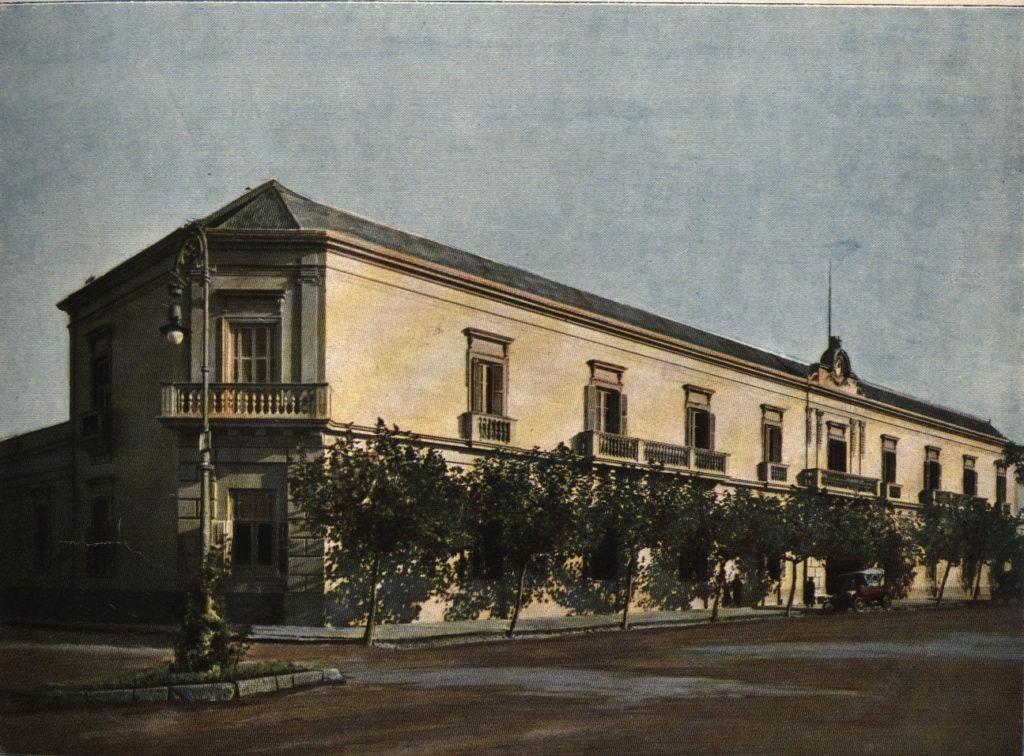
(823, 568, 892, 612)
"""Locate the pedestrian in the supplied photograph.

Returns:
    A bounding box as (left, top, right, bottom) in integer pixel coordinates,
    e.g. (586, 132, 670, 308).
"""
(804, 575, 816, 607)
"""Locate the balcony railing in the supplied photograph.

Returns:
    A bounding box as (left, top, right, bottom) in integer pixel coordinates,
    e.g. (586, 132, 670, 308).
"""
(917, 489, 989, 507)
(574, 431, 715, 474)
(460, 412, 516, 445)
(161, 383, 330, 421)
(644, 440, 691, 468)
(798, 468, 879, 497)
(757, 461, 789, 483)
(884, 483, 903, 501)
(694, 448, 728, 474)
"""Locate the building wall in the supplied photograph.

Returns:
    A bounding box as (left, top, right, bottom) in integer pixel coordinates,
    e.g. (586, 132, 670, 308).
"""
(322, 250, 1010, 503)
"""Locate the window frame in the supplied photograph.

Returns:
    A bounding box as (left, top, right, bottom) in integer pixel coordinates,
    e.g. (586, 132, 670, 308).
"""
(230, 489, 280, 573)
(585, 360, 627, 436)
(826, 422, 848, 473)
(685, 385, 715, 451)
(962, 456, 977, 497)
(464, 328, 513, 418)
(85, 483, 116, 579)
(761, 405, 785, 464)
(88, 330, 112, 412)
(881, 435, 899, 485)
(924, 446, 942, 492)
(225, 320, 279, 384)
(995, 463, 1008, 505)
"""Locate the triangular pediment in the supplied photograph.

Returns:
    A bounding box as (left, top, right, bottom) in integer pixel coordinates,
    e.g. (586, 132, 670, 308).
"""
(204, 180, 301, 230)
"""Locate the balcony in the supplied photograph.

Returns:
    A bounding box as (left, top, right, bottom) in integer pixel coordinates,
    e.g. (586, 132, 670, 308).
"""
(161, 383, 330, 422)
(694, 448, 728, 474)
(798, 468, 879, 497)
(757, 461, 789, 483)
(574, 431, 715, 474)
(460, 412, 516, 445)
(884, 483, 903, 501)
(917, 489, 989, 507)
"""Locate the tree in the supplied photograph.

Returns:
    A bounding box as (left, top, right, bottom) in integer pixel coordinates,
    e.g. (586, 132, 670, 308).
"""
(586, 465, 659, 630)
(917, 493, 962, 607)
(780, 489, 824, 616)
(651, 475, 717, 610)
(704, 489, 786, 622)
(1001, 441, 1024, 485)
(288, 420, 463, 646)
(462, 444, 586, 637)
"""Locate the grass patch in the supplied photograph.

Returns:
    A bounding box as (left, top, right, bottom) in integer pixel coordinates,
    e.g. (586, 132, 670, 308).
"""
(52, 660, 315, 692)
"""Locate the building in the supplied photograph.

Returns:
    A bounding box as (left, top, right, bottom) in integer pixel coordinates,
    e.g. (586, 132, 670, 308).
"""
(0, 181, 1015, 625)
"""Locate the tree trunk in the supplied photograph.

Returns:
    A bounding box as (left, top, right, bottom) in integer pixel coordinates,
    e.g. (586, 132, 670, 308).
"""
(507, 563, 529, 638)
(620, 553, 636, 630)
(972, 561, 984, 602)
(935, 561, 951, 608)
(364, 551, 382, 647)
(785, 558, 800, 617)
(710, 559, 727, 623)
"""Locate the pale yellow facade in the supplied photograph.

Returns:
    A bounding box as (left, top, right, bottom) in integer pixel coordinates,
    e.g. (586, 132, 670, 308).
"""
(0, 182, 1014, 625)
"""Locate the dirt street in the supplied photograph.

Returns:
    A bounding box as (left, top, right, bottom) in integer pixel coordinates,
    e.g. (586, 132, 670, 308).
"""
(1, 604, 1021, 755)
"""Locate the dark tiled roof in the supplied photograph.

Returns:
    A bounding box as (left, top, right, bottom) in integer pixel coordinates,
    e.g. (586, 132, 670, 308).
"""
(207, 181, 1005, 441)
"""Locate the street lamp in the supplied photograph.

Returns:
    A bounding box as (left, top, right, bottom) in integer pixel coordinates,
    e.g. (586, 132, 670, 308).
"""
(161, 223, 213, 564)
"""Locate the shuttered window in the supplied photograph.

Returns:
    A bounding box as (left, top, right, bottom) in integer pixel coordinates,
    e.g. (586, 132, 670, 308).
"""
(882, 437, 898, 484)
(762, 407, 784, 463)
(996, 466, 1007, 505)
(231, 324, 274, 383)
(685, 387, 715, 451)
(584, 360, 627, 435)
(471, 359, 505, 416)
(962, 457, 977, 497)
(232, 489, 277, 569)
(924, 448, 942, 492)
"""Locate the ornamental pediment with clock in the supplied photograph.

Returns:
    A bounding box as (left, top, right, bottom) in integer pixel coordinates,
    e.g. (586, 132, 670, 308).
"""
(809, 336, 861, 395)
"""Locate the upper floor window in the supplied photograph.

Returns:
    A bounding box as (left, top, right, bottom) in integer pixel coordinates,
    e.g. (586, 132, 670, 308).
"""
(685, 385, 715, 450)
(962, 456, 977, 497)
(230, 323, 275, 383)
(924, 447, 942, 492)
(585, 360, 627, 435)
(881, 436, 898, 484)
(465, 328, 513, 417)
(826, 423, 847, 472)
(217, 291, 285, 383)
(995, 464, 1008, 506)
(761, 406, 784, 464)
(89, 331, 112, 411)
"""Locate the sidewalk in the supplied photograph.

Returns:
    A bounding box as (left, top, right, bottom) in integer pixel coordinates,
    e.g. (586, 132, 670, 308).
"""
(249, 605, 803, 644)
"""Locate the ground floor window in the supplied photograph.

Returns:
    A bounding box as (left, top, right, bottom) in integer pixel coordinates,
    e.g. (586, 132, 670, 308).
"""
(86, 496, 116, 578)
(231, 489, 277, 569)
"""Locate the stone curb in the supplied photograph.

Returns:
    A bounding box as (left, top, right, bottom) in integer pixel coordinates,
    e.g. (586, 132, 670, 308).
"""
(2, 668, 345, 712)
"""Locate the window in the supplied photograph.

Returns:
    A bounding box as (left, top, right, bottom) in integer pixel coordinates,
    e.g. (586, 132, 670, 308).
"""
(924, 447, 942, 492)
(881, 436, 898, 484)
(86, 494, 116, 578)
(678, 550, 711, 583)
(89, 332, 112, 411)
(595, 387, 621, 433)
(826, 424, 847, 473)
(761, 406, 784, 464)
(962, 456, 977, 497)
(586, 528, 619, 580)
(231, 489, 277, 569)
(33, 499, 49, 574)
(465, 328, 513, 417)
(230, 324, 274, 383)
(471, 360, 505, 416)
(996, 464, 1007, 505)
(685, 386, 715, 450)
(585, 360, 628, 436)
(468, 521, 505, 580)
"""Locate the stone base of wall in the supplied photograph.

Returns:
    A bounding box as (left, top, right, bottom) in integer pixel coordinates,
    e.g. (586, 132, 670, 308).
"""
(1, 587, 186, 625)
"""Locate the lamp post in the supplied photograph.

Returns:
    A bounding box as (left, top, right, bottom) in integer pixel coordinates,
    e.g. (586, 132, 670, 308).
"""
(161, 222, 213, 564)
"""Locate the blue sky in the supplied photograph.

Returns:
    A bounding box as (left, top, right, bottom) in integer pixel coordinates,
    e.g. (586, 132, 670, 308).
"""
(0, 4, 1021, 440)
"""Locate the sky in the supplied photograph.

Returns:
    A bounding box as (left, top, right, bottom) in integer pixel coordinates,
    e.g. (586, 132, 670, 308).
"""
(0, 4, 1021, 441)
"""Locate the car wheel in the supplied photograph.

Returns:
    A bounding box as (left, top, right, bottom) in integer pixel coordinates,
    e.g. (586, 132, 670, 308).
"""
(853, 596, 867, 613)
(881, 595, 892, 610)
